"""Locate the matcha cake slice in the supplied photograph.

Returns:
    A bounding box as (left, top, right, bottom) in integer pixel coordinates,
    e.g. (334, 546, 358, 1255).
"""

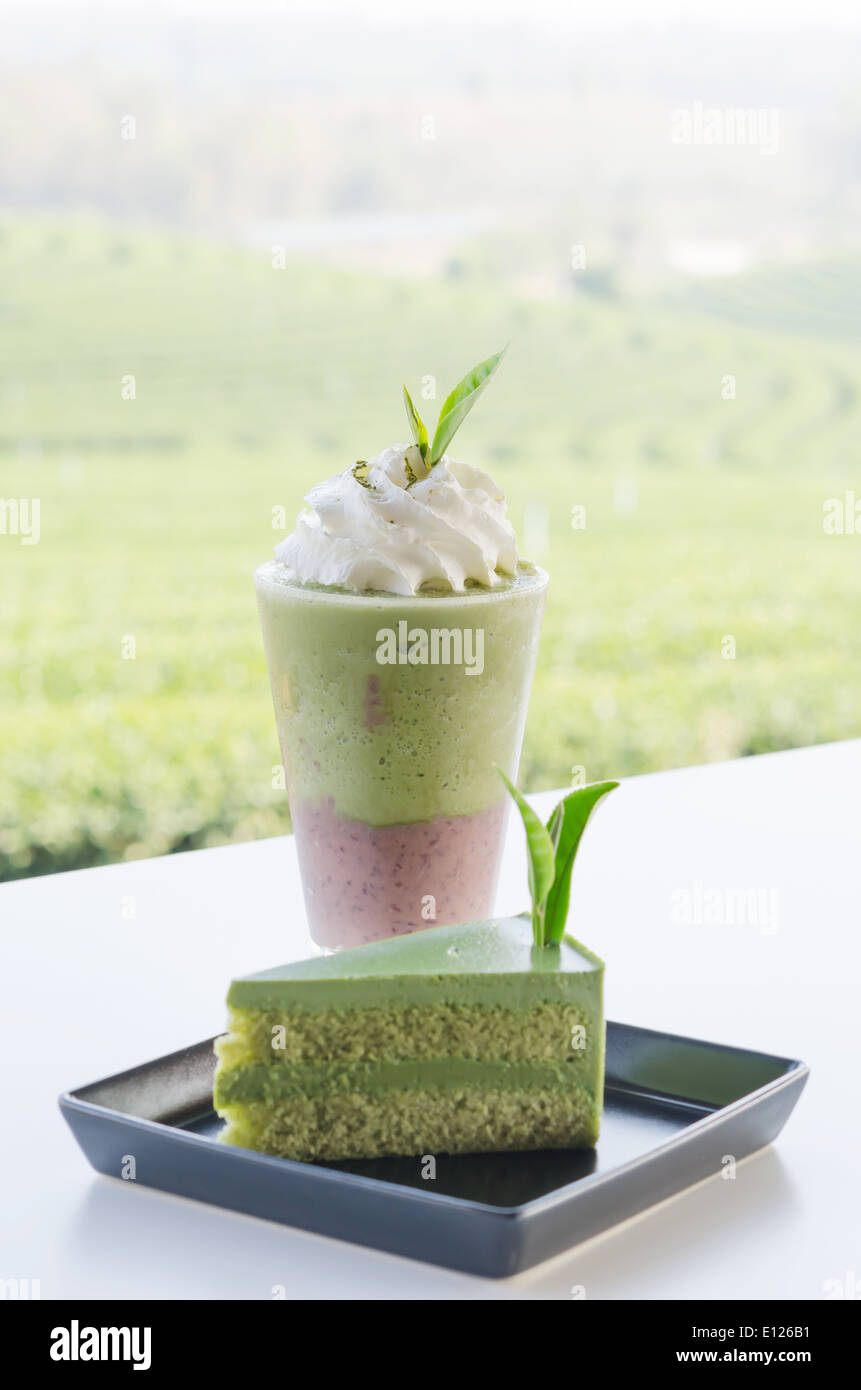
(213, 916, 604, 1162)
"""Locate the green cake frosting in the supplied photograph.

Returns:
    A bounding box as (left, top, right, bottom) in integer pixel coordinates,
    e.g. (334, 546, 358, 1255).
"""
(214, 916, 605, 1162)
(227, 915, 602, 1011)
(215, 1058, 596, 1103)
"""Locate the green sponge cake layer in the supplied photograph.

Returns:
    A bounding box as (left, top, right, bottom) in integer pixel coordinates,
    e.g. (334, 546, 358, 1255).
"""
(218, 1088, 599, 1162)
(214, 916, 604, 1162)
(216, 1000, 595, 1065)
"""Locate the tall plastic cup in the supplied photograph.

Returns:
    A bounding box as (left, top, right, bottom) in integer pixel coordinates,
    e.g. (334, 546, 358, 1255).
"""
(255, 561, 548, 949)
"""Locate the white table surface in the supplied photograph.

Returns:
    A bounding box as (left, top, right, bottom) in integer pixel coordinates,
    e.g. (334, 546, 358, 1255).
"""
(2, 741, 859, 1301)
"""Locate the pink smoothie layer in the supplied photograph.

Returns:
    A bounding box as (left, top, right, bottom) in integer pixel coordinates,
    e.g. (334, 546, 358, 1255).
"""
(291, 797, 508, 949)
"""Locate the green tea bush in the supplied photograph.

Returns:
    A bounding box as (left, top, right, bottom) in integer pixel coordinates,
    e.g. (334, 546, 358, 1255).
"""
(2, 219, 861, 878)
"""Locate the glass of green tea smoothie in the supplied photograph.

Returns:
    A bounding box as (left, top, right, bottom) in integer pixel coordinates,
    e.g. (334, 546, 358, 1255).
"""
(255, 353, 548, 949)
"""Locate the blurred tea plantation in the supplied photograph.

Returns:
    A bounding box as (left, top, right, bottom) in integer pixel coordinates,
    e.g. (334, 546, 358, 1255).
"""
(3, 217, 861, 879)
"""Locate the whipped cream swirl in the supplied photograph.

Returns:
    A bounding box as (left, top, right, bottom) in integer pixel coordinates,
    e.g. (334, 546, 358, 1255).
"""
(274, 443, 518, 595)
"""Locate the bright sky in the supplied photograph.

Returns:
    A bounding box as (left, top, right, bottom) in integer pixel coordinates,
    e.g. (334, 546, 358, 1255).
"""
(7, 0, 860, 24)
(179, 0, 861, 22)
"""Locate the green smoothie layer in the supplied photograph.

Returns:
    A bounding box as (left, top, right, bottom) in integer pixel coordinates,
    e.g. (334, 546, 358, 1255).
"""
(255, 560, 547, 825)
(214, 917, 605, 1162)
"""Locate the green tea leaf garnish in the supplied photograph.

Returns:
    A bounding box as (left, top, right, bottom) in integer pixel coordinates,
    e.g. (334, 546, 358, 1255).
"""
(352, 461, 375, 489)
(544, 782, 618, 945)
(500, 772, 619, 948)
(402, 385, 428, 463)
(498, 770, 556, 946)
(428, 345, 508, 466)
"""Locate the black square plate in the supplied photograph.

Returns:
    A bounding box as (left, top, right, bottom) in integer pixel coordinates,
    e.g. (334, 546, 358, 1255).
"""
(59, 1022, 807, 1278)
